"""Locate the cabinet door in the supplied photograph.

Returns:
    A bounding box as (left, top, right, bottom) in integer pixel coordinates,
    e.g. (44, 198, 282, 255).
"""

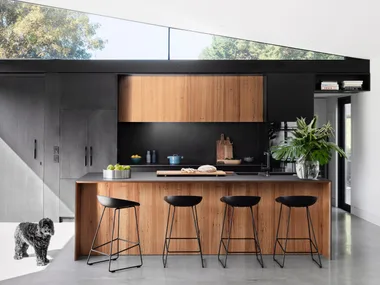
(119, 75, 263, 122)
(60, 74, 117, 110)
(239, 76, 264, 122)
(119, 75, 189, 122)
(60, 110, 89, 179)
(188, 75, 263, 122)
(88, 110, 117, 172)
(188, 75, 223, 122)
(266, 74, 314, 122)
(0, 75, 45, 222)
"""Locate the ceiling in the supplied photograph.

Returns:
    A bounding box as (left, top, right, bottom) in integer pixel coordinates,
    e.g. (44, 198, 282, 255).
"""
(20, 0, 376, 59)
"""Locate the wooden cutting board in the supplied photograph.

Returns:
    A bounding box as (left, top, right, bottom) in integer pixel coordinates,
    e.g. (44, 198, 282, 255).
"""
(216, 134, 233, 160)
(156, 170, 226, 176)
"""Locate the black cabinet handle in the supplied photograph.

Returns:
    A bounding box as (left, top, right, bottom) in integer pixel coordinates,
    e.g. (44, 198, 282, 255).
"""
(34, 139, 37, 159)
(85, 147, 88, 166)
(90, 147, 93, 166)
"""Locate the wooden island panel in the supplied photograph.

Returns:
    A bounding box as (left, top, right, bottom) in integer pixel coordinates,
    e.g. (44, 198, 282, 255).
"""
(75, 181, 330, 260)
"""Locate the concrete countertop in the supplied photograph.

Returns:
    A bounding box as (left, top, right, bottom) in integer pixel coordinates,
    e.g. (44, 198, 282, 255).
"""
(76, 172, 329, 183)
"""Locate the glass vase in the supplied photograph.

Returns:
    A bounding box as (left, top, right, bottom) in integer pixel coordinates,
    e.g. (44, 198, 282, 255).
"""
(296, 158, 320, 179)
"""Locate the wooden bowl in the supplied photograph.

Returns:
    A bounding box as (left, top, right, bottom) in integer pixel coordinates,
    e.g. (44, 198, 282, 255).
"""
(217, 159, 241, 165)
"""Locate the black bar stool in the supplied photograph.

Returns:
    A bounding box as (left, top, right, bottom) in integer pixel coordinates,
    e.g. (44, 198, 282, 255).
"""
(87, 195, 143, 273)
(218, 196, 264, 268)
(273, 195, 322, 268)
(162, 195, 204, 268)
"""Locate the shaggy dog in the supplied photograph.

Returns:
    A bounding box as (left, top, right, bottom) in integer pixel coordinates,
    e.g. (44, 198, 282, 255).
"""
(14, 218, 54, 266)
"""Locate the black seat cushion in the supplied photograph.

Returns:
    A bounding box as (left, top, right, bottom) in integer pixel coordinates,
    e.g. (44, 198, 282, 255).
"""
(220, 196, 261, 207)
(275, 196, 317, 208)
(97, 195, 140, 209)
(164, 196, 202, 207)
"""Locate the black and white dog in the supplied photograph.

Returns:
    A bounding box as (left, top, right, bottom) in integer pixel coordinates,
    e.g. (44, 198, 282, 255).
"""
(14, 218, 55, 266)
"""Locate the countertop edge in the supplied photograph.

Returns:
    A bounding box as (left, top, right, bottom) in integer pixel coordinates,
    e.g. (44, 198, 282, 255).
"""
(76, 172, 330, 183)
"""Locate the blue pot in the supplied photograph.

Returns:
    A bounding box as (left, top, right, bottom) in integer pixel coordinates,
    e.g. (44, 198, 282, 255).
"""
(167, 154, 184, 165)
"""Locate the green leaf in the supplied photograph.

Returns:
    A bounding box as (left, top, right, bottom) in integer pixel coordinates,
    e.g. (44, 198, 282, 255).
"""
(271, 117, 347, 165)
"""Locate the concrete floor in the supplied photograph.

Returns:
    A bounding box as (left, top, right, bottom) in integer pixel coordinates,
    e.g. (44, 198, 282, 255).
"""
(2, 208, 380, 285)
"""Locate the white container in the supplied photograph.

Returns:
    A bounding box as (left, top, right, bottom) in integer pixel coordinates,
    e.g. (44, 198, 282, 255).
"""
(121, 170, 131, 179)
(103, 169, 131, 179)
(114, 170, 122, 179)
(103, 169, 115, 179)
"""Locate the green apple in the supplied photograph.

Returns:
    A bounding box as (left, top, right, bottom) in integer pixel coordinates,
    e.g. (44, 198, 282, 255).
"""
(115, 165, 123, 171)
(123, 165, 131, 170)
(107, 164, 115, 170)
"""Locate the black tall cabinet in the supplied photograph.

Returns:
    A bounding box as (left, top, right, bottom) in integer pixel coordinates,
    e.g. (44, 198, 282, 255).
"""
(266, 73, 315, 122)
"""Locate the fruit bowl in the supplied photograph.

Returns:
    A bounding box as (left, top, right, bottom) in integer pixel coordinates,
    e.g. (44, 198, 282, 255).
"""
(131, 157, 141, 164)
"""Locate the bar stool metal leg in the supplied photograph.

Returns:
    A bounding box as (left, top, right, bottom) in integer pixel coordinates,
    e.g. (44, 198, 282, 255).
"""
(134, 206, 144, 268)
(250, 206, 264, 268)
(163, 205, 204, 268)
(87, 206, 107, 265)
(273, 204, 282, 264)
(163, 205, 176, 268)
(306, 207, 322, 268)
(218, 205, 234, 268)
(87, 206, 143, 272)
(217, 203, 228, 267)
(191, 206, 205, 268)
(273, 205, 291, 268)
(108, 208, 117, 272)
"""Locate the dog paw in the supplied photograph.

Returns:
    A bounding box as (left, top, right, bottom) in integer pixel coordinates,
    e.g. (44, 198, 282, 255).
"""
(44, 259, 50, 264)
(14, 254, 23, 260)
(37, 260, 49, 266)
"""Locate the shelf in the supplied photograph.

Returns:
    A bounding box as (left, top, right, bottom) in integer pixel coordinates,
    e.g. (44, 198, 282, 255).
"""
(314, 90, 363, 94)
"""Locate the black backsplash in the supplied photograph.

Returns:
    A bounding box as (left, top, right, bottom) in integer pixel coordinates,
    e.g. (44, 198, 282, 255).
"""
(118, 123, 269, 165)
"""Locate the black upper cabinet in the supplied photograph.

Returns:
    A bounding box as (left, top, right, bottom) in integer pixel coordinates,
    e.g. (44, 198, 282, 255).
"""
(266, 73, 314, 122)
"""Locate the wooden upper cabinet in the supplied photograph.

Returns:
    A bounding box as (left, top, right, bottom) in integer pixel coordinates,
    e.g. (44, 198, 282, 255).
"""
(119, 75, 263, 122)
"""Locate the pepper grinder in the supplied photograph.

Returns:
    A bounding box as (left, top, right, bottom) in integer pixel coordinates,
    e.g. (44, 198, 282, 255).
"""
(146, 150, 151, 164)
(152, 150, 157, 164)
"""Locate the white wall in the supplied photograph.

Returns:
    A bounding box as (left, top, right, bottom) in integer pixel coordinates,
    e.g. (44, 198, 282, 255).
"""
(351, 57, 380, 226)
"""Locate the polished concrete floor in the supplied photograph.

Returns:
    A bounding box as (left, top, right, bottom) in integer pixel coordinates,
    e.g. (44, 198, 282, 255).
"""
(2, 208, 380, 285)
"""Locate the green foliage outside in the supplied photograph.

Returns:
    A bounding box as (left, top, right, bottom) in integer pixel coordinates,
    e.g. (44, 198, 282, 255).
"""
(0, 0, 105, 59)
(0, 0, 343, 60)
(200, 36, 344, 60)
(271, 117, 347, 165)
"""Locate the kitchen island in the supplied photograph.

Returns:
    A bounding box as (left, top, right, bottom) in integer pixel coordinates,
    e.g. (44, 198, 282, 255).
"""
(75, 172, 331, 260)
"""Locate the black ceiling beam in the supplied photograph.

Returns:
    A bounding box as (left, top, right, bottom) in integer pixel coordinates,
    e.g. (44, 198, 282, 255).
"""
(0, 59, 369, 74)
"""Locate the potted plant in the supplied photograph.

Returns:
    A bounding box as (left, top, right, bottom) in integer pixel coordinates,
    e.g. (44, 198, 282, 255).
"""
(271, 116, 347, 179)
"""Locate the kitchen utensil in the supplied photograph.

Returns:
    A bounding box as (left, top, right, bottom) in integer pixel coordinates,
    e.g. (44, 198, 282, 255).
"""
(224, 137, 233, 159)
(157, 170, 226, 176)
(217, 159, 241, 165)
(216, 134, 234, 161)
(131, 157, 141, 164)
(243, 157, 254, 163)
(216, 134, 225, 161)
(167, 154, 183, 165)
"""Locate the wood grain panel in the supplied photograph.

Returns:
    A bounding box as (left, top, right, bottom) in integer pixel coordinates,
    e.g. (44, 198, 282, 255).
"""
(119, 76, 142, 122)
(75, 181, 331, 260)
(239, 76, 264, 122)
(227, 183, 259, 253)
(257, 182, 277, 254)
(118, 75, 263, 122)
(222, 76, 240, 122)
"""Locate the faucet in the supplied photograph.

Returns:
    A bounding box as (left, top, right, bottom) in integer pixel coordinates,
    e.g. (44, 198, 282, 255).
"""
(260, 151, 271, 176)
